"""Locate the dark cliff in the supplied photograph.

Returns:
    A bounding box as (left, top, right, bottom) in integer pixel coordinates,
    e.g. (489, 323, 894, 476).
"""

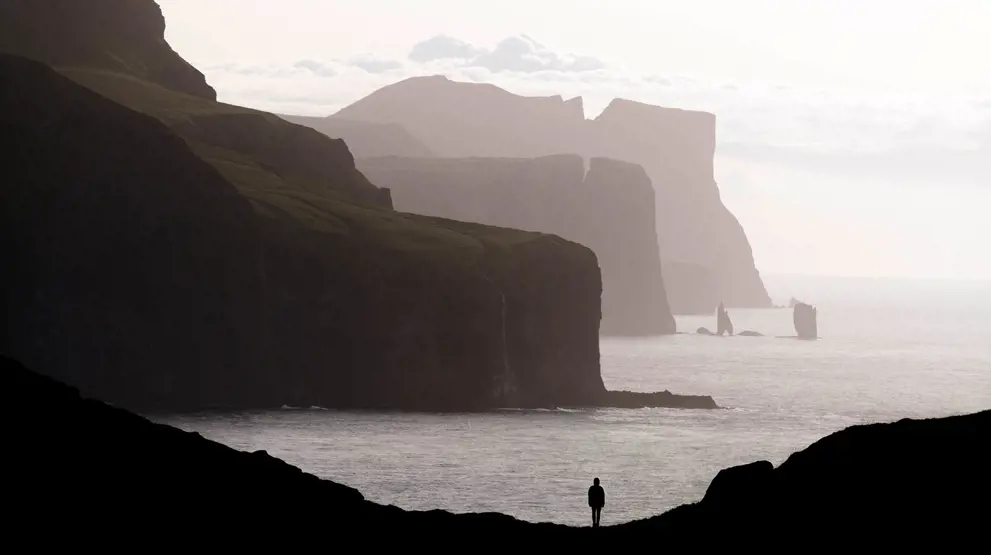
(6, 355, 986, 546)
(0, 1, 713, 411)
(332, 76, 771, 313)
(0, 54, 602, 412)
(279, 114, 435, 158)
(0, 0, 217, 100)
(357, 154, 676, 336)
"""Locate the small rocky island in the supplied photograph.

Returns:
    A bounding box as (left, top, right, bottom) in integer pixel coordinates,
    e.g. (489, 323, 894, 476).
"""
(793, 302, 819, 340)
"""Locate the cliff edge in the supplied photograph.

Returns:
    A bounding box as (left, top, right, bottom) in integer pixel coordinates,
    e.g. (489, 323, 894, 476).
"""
(358, 154, 676, 336)
(0, 0, 710, 412)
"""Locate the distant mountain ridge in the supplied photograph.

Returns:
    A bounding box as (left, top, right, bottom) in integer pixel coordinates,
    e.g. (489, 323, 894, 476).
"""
(358, 154, 677, 336)
(333, 75, 772, 312)
(278, 114, 435, 158)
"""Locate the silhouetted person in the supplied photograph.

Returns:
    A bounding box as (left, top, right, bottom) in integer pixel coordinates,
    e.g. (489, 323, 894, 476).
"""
(588, 477, 605, 527)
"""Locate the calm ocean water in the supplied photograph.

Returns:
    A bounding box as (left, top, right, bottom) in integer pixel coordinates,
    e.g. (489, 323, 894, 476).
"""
(160, 277, 991, 526)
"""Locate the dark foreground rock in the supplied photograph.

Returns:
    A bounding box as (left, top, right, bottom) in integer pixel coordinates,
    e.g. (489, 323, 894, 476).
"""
(5, 354, 986, 546)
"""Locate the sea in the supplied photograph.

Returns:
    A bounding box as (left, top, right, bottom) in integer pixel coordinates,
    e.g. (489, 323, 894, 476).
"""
(160, 275, 991, 527)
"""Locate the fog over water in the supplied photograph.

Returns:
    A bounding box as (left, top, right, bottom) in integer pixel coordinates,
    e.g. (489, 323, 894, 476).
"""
(163, 277, 991, 526)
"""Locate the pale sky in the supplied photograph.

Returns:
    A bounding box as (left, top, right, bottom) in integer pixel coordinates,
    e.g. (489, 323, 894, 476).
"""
(159, 0, 991, 280)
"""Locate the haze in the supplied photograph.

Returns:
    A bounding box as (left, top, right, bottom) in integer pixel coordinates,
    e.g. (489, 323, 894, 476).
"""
(159, 0, 991, 280)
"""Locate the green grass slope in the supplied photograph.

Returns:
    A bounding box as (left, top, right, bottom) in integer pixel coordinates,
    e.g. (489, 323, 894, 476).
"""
(0, 0, 611, 412)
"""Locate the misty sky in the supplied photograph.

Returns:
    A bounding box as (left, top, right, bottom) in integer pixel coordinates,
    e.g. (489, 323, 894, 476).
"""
(159, 0, 991, 281)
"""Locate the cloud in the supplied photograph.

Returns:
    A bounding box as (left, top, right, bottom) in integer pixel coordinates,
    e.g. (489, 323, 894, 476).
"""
(198, 34, 991, 189)
(408, 34, 606, 73)
(347, 55, 403, 74)
(408, 35, 486, 63)
(294, 60, 337, 77)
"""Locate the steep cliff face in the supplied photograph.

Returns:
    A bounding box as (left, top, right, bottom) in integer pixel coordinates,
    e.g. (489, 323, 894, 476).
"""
(1, 0, 717, 412)
(0, 0, 216, 100)
(590, 99, 770, 309)
(0, 53, 604, 411)
(358, 155, 676, 336)
(278, 114, 435, 158)
(333, 76, 772, 312)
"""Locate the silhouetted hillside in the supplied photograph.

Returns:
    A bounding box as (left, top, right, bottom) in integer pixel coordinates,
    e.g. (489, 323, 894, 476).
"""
(279, 114, 435, 158)
(0, 1, 710, 412)
(6, 354, 985, 546)
(359, 154, 676, 336)
(0, 0, 217, 100)
(335, 76, 772, 313)
(0, 53, 604, 411)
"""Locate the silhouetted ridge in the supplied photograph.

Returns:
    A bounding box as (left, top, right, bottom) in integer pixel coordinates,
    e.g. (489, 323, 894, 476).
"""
(6, 354, 986, 546)
(0, 0, 216, 100)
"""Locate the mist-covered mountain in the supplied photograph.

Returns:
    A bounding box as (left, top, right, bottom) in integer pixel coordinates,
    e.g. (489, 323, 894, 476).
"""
(331, 76, 772, 312)
(278, 114, 434, 158)
(358, 155, 676, 336)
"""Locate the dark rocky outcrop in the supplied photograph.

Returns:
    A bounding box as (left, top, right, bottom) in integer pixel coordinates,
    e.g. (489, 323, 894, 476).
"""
(794, 302, 819, 340)
(330, 76, 772, 313)
(697, 327, 715, 336)
(737, 330, 764, 337)
(0, 0, 217, 100)
(6, 354, 987, 546)
(357, 154, 676, 336)
(278, 114, 435, 158)
(0, 1, 710, 412)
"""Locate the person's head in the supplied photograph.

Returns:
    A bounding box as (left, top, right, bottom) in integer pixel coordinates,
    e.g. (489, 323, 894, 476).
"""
(593, 477, 600, 486)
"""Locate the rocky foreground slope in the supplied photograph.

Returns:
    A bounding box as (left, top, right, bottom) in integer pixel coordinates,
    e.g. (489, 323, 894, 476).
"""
(331, 76, 772, 314)
(6, 354, 987, 546)
(358, 155, 676, 336)
(0, 0, 712, 412)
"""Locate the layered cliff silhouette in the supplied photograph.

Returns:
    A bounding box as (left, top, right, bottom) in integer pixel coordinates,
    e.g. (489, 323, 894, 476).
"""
(0, 0, 713, 412)
(358, 155, 675, 336)
(7, 354, 986, 545)
(329, 76, 772, 313)
(279, 114, 435, 158)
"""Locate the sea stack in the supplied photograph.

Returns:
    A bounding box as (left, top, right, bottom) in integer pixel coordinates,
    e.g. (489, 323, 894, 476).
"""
(794, 302, 818, 340)
(717, 302, 734, 336)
